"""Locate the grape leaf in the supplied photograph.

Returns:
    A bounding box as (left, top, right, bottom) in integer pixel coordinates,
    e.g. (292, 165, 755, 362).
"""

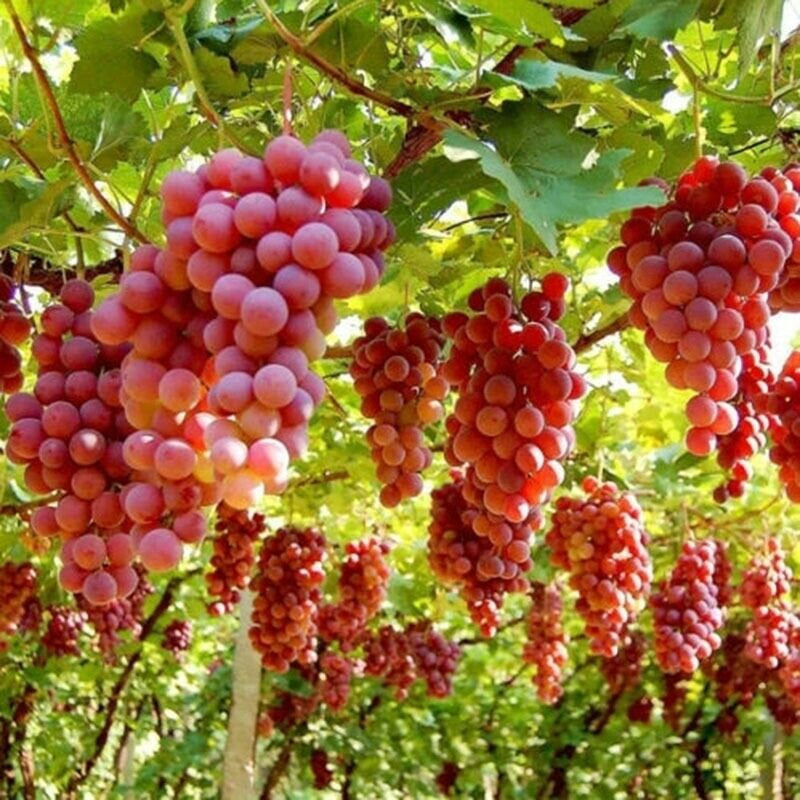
(69, 13, 160, 101)
(500, 57, 615, 90)
(193, 47, 249, 98)
(0, 177, 74, 248)
(461, 0, 561, 39)
(621, 0, 702, 39)
(442, 103, 665, 253)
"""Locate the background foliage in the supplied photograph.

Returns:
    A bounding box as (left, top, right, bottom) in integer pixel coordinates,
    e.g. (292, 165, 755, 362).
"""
(1, 0, 800, 797)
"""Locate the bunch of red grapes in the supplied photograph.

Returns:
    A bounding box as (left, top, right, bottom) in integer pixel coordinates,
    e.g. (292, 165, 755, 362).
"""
(705, 632, 769, 707)
(651, 539, 730, 673)
(627, 695, 654, 724)
(428, 475, 525, 636)
(248, 526, 326, 672)
(545, 477, 652, 657)
(319, 536, 391, 648)
(41, 605, 85, 656)
(0, 274, 32, 392)
(319, 651, 359, 711)
(765, 350, 800, 501)
(609, 156, 795, 463)
(765, 165, 800, 310)
(0, 561, 37, 650)
(350, 314, 446, 506)
(162, 619, 193, 656)
(600, 632, 646, 695)
(5, 280, 144, 606)
(522, 582, 568, 704)
(740, 538, 798, 669)
(310, 749, 334, 789)
(362, 621, 460, 699)
(441, 276, 585, 533)
(661, 673, 688, 731)
(79, 566, 152, 654)
(205, 503, 265, 615)
(90, 130, 393, 570)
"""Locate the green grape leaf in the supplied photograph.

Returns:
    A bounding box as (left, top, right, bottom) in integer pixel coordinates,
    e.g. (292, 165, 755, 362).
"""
(0, 176, 74, 247)
(193, 46, 250, 98)
(621, 0, 702, 39)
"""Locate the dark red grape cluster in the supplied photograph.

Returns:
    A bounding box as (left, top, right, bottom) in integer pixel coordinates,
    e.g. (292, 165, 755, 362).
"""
(441, 275, 585, 533)
(522, 582, 568, 704)
(310, 748, 334, 789)
(319, 651, 359, 711)
(545, 477, 652, 657)
(600, 632, 647, 695)
(739, 538, 798, 669)
(705, 632, 769, 707)
(205, 503, 265, 615)
(651, 539, 729, 673)
(41, 605, 86, 656)
(350, 314, 446, 506)
(0, 561, 37, 650)
(713, 338, 776, 502)
(318, 537, 391, 648)
(428, 475, 523, 636)
(765, 350, 800, 501)
(5, 280, 143, 606)
(79, 566, 152, 654)
(249, 526, 326, 672)
(0, 273, 32, 392)
(362, 622, 460, 699)
(626, 694, 653, 724)
(91, 131, 393, 567)
(435, 761, 460, 796)
(661, 673, 688, 731)
(609, 156, 790, 459)
(162, 619, 193, 656)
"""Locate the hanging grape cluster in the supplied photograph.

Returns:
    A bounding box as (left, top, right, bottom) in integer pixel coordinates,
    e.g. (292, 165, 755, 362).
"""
(249, 526, 326, 672)
(350, 314, 446, 506)
(6, 280, 141, 606)
(545, 477, 652, 657)
(162, 619, 193, 656)
(522, 582, 568, 703)
(318, 536, 391, 648)
(90, 130, 393, 580)
(610, 156, 790, 462)
(205, 503, 266, 615)
(651, 539, 730, 673)
(41, 606, 86, 656)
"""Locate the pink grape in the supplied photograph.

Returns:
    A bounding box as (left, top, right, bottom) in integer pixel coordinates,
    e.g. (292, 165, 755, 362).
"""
(124, 482, 165, 524)
(240, 287, 289, 337)
(55, 494, 91, 533)
(41, 401, 81, 439)
(120, 271, 168, 314)
(256, 231, 293, 272)
(214, 371, 254, 413)
(320, 253, 365, 297)
(132, 315, 178, 360)
(35, 372, 66, 404)
(5, 392, 42, 421)
(158, 368, 202, 412)
(248, 438, 290, 479)
(65, 371, 98, 405)
(71, 467, 107, 500)
(193, 203, 242, 253)
(92, 492, 124, 528)
(139, 528, 183, 572)
(230, 245, 258, 275)
(214, 345, 257, 376)
(291, 222, 339, 270)
(221, 469, 264, 509)
(207, 148, 243, 190)
(60, 336, 99, 370)
(154, 438, 197, 480)
(40, 436, 70, 468)
(264, 135, 306, 184)
(211, 436, 249, 474)
(173, 510, 206, 544)
(188, 250, 228, 291)
(253, 364, 297, 408)
(233, 323, 277, 358)
(321, 208, 361, 251)
(82, 570, 118, 605)
(269, 346, 309, 380)
(239, 402, 281, 439)
(161, 171, 205, 216)
(233, 193, 276, 238)
(69, 429, 106, 465)
(59, 563, 88, 593)
(231, 156, 271, 195)
(61, 279, 94, 313)
(212, 274, 255, 320)
(276, 186, 323, 230)
(122, 358, 165, 403)
(73, 533, 106, 570)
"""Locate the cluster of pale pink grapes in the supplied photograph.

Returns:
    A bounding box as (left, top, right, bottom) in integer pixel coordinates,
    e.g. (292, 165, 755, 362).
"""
(90, 130, 394, 574)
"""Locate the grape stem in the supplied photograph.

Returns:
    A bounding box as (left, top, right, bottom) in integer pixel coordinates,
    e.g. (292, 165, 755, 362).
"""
(2, 0, 149, 244)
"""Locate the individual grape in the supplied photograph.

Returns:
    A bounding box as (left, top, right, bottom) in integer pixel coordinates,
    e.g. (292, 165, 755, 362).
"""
(138, 528, 183, 572)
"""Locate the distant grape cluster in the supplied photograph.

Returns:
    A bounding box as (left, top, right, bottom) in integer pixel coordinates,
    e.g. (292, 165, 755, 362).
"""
(435, 761, 460, 797)
(318, 651, 359, 711)
(610, 156, 791, 461)
(249, 526, 326, 671)
(765, 350, 800, 501)
(318, 536, 391, 648)
(522, 582, 568, 704)
(41, 605, 86, 656)
(6, 280, 141, 606)
(162, 619, 193, 656)
(0, 561, 37, 650)
(362, 621, 460, 699)
(546, 477, 652, 657)
(740, 539, 798, 669)
(0, 274, 32, 393)
(428, 475, 525, 636)
(205, 503, 266, 615)
(651, 539, 730, 673)
(350, 314, 446, 506)
(600, 631, 646, 695)
(310, 749, 334, 789)
(90, 130, 393, 575)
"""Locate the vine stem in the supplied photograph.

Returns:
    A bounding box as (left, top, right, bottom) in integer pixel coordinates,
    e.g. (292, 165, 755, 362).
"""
(3, 0, 149, 244)
(282, 61, 293, 135)
(254, 0, 416, 118)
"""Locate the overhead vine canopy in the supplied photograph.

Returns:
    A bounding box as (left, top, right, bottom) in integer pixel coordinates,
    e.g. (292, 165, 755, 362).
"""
(1, 0, 800, 798)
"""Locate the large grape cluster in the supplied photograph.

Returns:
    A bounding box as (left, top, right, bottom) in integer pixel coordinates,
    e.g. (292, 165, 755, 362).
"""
(0, 274, 32, 393)
(350, 314, 445, 506)
(0, 561, 37, 650)
(428, 475, 526, 636)
(545, 477, 652, 657)
(90, 131, 393, 573)
(318, 536, 391, 648)
(522, 582, 568, 704)
(205, 503, 265, 615)
(651, 539, 729, 673)
(609, 156, 791, 459)
(5, 280, 141, 606)
(441, 276, 585, 535)
(249, 526, 326, 672)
